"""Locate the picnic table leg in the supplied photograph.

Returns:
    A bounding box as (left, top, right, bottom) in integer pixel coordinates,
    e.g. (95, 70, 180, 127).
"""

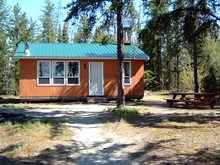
(210, 101, 215, 109)
(169, 102, 173, 107)
(185, 101, 189, 108)
(172, 94, 177, 99)
(192, 102, 198, 109)
(209, 99, 216, 109)
(169, 94, 177, 107)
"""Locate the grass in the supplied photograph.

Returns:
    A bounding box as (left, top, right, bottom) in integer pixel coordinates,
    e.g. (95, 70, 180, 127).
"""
(209, 112, 217, 117)
(0, 121, 13, 126)
(107, 107, 140, 121)
(0, 103, 34, 110)
(162, 117, 170, 123)
(0, 119, 74, 159)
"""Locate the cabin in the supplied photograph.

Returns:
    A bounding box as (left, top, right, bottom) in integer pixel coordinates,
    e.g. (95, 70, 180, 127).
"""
(14, 43, 148, 101)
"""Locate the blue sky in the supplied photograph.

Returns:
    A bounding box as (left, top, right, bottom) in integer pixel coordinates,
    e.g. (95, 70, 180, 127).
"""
(7, 0, 70, 21)
(6, 0, 143, 23)
(6, 0, 144, 41)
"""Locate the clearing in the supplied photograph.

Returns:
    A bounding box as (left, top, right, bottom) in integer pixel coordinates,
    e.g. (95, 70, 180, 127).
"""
(0, 92, 220, 164)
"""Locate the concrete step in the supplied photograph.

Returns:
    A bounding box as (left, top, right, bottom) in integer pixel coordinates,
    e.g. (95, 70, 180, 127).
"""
(87, 97, 109, 103)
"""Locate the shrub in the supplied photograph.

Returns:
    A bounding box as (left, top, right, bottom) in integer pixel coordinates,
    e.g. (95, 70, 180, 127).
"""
(202, 67, 220, 93)
(144, 70, 160, 91)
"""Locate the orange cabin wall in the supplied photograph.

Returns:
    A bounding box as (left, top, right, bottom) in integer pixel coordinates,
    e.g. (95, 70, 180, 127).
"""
(19, 59, 144, 97)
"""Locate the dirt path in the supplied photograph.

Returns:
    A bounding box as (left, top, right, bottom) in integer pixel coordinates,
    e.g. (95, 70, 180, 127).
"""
(0, 104, 149, 164)
(1, 101, 220, 164)
(66, 105, 142, 165)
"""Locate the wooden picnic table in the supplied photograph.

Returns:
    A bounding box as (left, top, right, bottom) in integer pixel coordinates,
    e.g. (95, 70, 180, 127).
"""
(166, 92, 218, 109)
(171, 92, 194, 99)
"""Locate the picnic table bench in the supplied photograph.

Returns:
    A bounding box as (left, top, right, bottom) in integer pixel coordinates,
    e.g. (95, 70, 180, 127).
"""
(166, 92, 218, 109)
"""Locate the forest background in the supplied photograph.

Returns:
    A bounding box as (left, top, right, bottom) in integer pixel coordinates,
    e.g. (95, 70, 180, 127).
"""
(0, 0, 219, 96)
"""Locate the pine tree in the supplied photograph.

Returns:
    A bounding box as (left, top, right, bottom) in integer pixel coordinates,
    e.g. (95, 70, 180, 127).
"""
(62, 22, 69, 43)
(140, 0, 169, 90)
(201, 36, 220, 93)
(39, 0, 56, 43)
(57, 24, 62, 43)
(92, 27, 104, 43)
(0, 0, 9, 95)
(165, 0, 219, 92)
(73, 15, 91, 43)
(140, 0, 220, 92)
(7, 3, 35, 95)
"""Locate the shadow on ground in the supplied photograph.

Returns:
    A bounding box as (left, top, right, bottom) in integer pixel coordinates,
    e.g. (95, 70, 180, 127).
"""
(1, 101, 220, 164)
(1, 138, 220, 165)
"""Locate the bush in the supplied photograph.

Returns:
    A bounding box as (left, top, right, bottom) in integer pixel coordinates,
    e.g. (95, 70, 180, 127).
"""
(202, 67, 220, 93)
(144, 70, 159, 91)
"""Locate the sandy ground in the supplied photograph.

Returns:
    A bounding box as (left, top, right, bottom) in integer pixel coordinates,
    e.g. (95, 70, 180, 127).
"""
(1, 94, 220, 164)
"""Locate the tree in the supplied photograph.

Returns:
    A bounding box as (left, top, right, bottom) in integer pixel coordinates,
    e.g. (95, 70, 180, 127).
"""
(201, 36, 220, 93)
(57, 24, 62, 43)
(65, 0, 137, 107)
(0, 0, 9, 95)
(140, 0, 220, 92)
(39, 0, 56, 43)
(92, 26, 105, 43)
(163, 0, 220, 92)
(55, 0, 63, 32)
(7, 3, 35, 95)
(73, 15, 91, 43)
(140, 0, 169, 90)
(62, 22, 69, 43)
(92, 26, 117, 44)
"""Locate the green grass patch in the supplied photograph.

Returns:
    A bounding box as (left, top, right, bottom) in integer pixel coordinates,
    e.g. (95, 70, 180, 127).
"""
(21, 121, 43, 130)
(107, 107, 140, 121)
(162, 117, 170, 123)
(209, 112, 217, 117)
(0, 120, 13, 126)
(0, 119, 65, 129)
(0, 103, 33, 110)
(2, 103, 16, 108)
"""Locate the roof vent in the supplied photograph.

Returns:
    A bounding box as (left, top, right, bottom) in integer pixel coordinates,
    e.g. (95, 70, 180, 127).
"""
(24, 42, 30, 56)
(25, 49, 30, 56)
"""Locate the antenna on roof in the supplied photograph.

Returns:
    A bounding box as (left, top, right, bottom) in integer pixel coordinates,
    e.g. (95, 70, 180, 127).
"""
(24, 42, 30, 56)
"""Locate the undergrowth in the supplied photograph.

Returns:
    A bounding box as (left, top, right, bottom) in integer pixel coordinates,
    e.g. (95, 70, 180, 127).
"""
(107, 107, 140, 121)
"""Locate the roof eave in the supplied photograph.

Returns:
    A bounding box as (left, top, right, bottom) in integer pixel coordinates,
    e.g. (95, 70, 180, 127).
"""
(15, 56, 148, 60)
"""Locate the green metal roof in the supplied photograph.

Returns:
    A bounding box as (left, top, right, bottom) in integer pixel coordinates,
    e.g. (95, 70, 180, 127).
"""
(14, 43, 148, 60)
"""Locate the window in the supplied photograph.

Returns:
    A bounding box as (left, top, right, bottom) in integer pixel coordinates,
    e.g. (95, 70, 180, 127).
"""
(52, 61, 65, 85)
(37, 61, 51, 85)
(37, 60, 80, 86)
(67, 61, 80, 85)
(124, 61, 131, 85)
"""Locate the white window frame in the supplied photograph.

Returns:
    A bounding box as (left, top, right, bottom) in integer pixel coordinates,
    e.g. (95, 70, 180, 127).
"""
(52, 61, 65, 86)
(66, 61, 80, 86)
(37, 61, 51, 86)
(124, 61, 132, 86)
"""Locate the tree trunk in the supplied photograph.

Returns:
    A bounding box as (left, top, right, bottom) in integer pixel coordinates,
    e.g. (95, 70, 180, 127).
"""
(157, 40, 163, 90)
(190, 0, 199, 93)
(176, 54, 180, 91)
(193, 40, 199, 92)
(116, 1, 125, 107)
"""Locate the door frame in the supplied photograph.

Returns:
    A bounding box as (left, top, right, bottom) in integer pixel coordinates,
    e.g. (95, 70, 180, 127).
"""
(89, 62, 104, 96)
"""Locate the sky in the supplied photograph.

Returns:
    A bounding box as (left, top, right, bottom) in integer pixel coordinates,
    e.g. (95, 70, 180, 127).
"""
(6, 0, 144, 41)
(6, 0, 143, 24)
(7, 0, 71, 21)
